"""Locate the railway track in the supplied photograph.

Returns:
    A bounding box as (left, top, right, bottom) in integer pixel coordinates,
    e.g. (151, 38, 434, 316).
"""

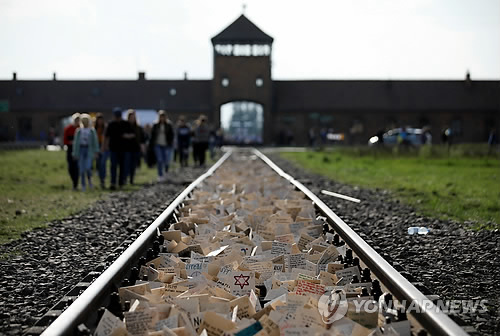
(28, 149, 469, 336)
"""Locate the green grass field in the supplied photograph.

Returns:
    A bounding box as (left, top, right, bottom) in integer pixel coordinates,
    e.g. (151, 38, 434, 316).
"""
(0, 149, 161, 244)
(281, 146, 500, 229)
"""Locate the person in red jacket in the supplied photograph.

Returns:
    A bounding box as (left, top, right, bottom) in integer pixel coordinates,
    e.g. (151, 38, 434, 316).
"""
(63, 113, 80, 190)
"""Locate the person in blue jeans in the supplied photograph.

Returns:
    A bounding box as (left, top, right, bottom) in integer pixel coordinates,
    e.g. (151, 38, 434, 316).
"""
(72, 114, 99, 191)
(149, 110, 174, 182)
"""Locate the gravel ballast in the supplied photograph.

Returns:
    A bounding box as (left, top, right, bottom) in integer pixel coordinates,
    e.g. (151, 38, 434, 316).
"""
(270, 154, 500, 335)
(0, 167, 204, 335)
(1, 154, 498, 335)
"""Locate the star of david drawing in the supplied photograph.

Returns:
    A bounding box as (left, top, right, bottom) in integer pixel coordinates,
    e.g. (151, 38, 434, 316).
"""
(233, 274, 250, 289)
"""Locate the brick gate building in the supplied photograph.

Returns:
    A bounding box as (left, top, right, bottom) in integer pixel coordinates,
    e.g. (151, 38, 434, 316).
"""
(0, 14, 499, 144)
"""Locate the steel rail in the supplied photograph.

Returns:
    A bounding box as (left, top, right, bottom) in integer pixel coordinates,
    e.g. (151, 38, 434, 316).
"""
(252, 148, 468, 336)
(41, 150, 233, 336)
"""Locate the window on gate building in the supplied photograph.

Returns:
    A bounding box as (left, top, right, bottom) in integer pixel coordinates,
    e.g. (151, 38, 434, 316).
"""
(214, 44, 271, 57)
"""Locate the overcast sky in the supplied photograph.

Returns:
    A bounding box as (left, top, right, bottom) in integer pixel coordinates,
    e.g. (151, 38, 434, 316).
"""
(1, 0, 499, 80)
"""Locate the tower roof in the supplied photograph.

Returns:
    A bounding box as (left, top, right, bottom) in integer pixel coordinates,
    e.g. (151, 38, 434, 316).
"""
(211, 14, 273, 45)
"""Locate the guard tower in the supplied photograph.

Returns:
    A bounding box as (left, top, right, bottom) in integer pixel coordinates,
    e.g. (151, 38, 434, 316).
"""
(211, 14, 274, 144)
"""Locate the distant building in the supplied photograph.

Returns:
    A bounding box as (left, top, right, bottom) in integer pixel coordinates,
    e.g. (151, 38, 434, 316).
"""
(0, 14, 499, 144)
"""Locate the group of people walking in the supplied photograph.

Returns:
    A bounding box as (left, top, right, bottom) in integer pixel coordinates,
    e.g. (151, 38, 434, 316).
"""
(63, 108, 216, 191)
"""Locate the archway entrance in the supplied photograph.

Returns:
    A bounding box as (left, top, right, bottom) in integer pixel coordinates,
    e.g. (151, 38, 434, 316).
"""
(220, 101, 264, 144)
